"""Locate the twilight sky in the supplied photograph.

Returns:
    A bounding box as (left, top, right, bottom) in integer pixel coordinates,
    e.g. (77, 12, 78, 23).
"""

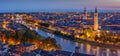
(0, 0, 120, 12)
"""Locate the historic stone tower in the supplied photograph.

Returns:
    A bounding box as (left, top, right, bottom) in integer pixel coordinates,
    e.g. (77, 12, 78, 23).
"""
(94, 8, 99, 31)
(83, 7, 87, 20)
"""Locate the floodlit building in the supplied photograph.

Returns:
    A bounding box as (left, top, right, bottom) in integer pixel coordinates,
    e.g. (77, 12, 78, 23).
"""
(94, 8, 99, 31)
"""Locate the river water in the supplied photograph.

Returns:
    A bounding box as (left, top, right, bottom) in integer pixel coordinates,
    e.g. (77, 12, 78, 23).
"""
(21, 20, 120, 56)
(30, 27, 120, 56)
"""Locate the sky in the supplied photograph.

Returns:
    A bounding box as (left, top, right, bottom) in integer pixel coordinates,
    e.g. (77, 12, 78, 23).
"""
(0, 0, 120, 12)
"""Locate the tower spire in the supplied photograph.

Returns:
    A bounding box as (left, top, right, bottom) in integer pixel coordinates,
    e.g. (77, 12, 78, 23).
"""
(94, 7, 99, 31)
(84, 7, 86, 13)
(95, 7, 98, 13)
(83, 7, 87, 20)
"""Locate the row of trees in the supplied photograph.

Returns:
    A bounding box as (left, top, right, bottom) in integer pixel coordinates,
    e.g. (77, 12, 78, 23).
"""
(0, 28, 61, 51)
(94, 31, 120, 44)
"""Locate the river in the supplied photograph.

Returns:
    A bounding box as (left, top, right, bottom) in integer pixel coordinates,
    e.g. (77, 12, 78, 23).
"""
(22, 21, 120, 56)
(30, 27, 120, 56)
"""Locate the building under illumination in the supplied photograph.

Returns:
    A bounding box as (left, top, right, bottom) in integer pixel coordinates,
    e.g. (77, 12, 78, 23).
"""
(94, 8, 99, 31)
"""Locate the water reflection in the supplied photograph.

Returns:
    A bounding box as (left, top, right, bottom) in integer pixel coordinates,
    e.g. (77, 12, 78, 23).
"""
(106, 48, 110, 56)
(29, 26, 120, 56)
(86, 44, 91, 55)
(117, 50, 120, 56)
(35, 26, 38, 32)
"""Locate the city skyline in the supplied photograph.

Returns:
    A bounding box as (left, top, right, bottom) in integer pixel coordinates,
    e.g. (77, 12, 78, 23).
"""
(0, 0, 120, 56)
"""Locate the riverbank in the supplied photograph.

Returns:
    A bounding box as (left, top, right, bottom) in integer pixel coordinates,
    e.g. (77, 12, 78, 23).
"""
(39, 26, 120, 49)
(53, 50, 95, 56)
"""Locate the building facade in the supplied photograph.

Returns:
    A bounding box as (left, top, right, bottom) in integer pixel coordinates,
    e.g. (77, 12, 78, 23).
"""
(94, 8, 99, 31)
